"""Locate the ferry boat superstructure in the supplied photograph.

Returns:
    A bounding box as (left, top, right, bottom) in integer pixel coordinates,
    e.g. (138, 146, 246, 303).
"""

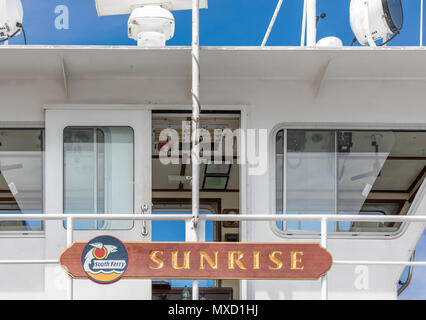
(0, 0, 424, 300)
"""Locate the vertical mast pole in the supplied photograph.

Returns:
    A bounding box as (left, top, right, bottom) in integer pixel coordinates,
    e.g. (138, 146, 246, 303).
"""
(300, 0, 307, 46)
(306, 0, 316, 47)
(421, 0, 424, 47)
(191, 0, 201, 301)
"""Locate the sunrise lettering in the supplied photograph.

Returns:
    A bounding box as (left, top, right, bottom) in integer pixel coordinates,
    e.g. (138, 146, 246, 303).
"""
(228, 251, 247, 270)
(253, 251, 260, 270)
(148, 249, 305, 271)
(61, 242, 332, 280)
(149, 250, 164, 270)
(172, 251, 191, 270)
(290, 251, 304, 270)
(268, 251, 283, 270)
(200, 251, 218, 270)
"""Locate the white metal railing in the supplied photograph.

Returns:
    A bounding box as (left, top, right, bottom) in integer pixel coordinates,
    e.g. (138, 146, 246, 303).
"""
(0, 213, 425, 300)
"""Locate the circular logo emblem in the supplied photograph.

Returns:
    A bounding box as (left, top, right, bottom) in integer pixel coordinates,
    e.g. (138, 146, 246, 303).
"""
(81, 236, 128, 284)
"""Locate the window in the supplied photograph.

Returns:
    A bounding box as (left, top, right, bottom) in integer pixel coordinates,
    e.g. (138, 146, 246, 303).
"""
(285, 130, 336, 232)
(0, 129, 44, 232)
(63, 127, 134, 230)
(275, 129, 426, 234)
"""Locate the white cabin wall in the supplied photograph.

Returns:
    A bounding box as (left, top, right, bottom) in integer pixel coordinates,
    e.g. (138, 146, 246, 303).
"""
(0, 237, 45, 299)
(0, 79, 63, 122)
(198, 78, 426, 300)
(0, 64, 424, 298)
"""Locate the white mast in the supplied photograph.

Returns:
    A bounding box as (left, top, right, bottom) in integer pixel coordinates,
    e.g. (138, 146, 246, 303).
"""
(306, 0, 316, 46)
(421, 0, 424, 47)
(300, 0, 307, 46)
(191, 0, 201, 300)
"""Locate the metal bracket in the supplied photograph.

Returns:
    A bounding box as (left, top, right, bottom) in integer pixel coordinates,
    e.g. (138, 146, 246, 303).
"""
(141, 204, 150, 237)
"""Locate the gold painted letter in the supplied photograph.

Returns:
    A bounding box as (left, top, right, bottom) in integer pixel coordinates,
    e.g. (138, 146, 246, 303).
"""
(149, 250, 164, 270)
(269, 251, 283, 270)
(228, 251, 247, 270)
(253, 251, 260, 270)
(200, 251, 218, 270)
(172, 251, 191, 270)
(290, 251, 304, 270)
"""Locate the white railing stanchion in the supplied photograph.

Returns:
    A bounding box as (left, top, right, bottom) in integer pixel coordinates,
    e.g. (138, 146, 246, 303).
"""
(66, 216, 73, 301)
(186, 218, 200, 300)
(320, 217, 328, 300)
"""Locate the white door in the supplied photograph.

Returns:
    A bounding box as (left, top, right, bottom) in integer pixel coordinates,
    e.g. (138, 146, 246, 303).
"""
(44, 108, 151, 299)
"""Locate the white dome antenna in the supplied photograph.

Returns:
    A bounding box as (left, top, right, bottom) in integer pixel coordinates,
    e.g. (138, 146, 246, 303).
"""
(94, 0, 208, 47)
(350, 0, 403, 47)
(128, 6, 174, 47)
(316, 36, 343, 47)
(0, 0, 23, 41)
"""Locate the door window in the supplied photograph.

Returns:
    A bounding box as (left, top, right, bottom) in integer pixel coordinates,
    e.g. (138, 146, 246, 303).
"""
(0, 129, 43, 232)
(63, 127, 134, 230)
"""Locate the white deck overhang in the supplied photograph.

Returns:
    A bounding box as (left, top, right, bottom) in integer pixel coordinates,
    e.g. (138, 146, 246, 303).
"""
(0, 46, 425, 82)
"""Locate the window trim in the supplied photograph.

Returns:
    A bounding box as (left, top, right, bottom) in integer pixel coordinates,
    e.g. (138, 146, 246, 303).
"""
(62, 126, 136, 231)
(270, 123, 426, 240)
(0, 128, 45, 236)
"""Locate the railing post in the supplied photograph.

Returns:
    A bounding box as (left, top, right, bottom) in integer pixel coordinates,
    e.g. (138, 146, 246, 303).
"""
(186, 218, 200, 300)
(321, 217, 328, 300)
(66, 216, 73, 300)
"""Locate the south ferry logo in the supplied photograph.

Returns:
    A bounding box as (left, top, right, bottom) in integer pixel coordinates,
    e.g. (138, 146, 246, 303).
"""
(81, 236, 128, 284)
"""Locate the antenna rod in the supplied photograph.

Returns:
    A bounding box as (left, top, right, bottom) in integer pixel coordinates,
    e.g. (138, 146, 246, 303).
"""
(421, 0, 424, 47)
(306, 0, 316, 46)
(300, 0, 307, 46)
(191, 0, 201, 301)
(261, 0, 284, 47)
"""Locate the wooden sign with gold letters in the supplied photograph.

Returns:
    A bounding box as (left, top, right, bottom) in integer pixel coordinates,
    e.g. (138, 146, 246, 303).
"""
(60, 237, 332, 282)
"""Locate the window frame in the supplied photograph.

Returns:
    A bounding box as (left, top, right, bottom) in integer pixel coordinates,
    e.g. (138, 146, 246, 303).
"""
(62, 126, 135, 231)
(271, 124, 424, 240)
(0, 127, 45, 237)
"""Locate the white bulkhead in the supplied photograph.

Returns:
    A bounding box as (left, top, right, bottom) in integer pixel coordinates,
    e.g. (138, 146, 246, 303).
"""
(0, 46, 424, 299)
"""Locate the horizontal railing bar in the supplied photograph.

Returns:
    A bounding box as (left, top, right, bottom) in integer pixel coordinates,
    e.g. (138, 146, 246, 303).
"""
(0, 214, 193, 221)
(0, 260, 59, 264)
(1, 260, 426, 267)
(0, 214, 425, 222)
(204, 214, 426, 222)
